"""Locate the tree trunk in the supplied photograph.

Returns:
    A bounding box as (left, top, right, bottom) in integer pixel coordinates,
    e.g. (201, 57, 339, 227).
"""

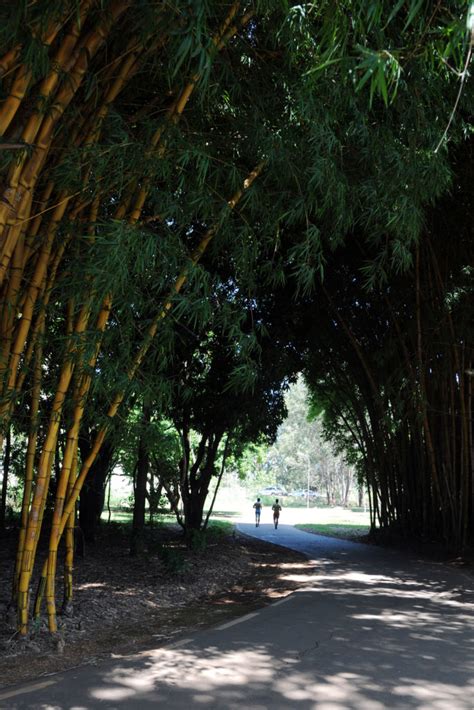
(204, 435, 230, 530)
(182, 432, 222, 539)
(147, 471, 162, 525)
(78, 440, 114, 547)
(0, 427, 11, 531)
(184, 495, 206, 534)
(130, 404, 151, 556)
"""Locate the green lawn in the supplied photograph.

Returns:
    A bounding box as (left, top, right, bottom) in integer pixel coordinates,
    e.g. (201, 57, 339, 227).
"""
(101, 510, 176, 524)
(100, 509, 234, 536)
(295, 508, 372, 541)
(206, 519, 234, 536)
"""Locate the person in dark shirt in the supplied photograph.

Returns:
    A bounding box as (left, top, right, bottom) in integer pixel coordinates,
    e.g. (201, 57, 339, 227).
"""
(253, 498, 262, 527)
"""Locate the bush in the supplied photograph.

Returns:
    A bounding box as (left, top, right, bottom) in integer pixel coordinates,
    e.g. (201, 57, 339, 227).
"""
(189, 529, 207, 554)
(157, 545, 188, 575)
(180, 522, 235, 553)
(206, 520, 233, 539)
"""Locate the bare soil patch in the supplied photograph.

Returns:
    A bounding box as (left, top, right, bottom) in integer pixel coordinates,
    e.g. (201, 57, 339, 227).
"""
(0, 523, 308, 689)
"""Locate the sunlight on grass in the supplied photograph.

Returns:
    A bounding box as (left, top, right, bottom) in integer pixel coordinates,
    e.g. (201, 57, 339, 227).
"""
(206, 519, 234, 537)
(99, 509, 234, 536)
(100, 510, 177, 524)
(296, 523, 369, 540)
(295, 508, 372, 541)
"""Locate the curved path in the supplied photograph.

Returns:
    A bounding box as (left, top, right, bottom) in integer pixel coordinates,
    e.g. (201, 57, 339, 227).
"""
(2, 523, 474, 709)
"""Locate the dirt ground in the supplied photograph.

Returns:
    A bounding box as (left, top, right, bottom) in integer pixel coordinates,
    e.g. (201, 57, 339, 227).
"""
(0, 523, 308, 689)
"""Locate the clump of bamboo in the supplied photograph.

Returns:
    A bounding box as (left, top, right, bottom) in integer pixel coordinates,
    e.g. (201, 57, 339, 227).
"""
(0, 1, 258, 634)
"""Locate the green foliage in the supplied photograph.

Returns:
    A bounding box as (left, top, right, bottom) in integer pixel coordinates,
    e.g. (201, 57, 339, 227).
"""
(205, 519, 233, 538)
(157, 545, 189, 575)
(229, 442, 270, 483)
(264, 379, 358, 505)
(189, 521, 233, 549)
(355, 47, 401, 107)
(188, 529, 208, 553)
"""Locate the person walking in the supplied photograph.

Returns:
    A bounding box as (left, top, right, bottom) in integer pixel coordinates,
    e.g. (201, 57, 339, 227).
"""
(253, 498, 262, 527)
(272, 499, 282, 529)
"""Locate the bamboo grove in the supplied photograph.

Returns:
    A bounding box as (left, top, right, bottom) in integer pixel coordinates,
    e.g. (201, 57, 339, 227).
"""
(0, 0, 472, 637)
(300, 165, 473, 549)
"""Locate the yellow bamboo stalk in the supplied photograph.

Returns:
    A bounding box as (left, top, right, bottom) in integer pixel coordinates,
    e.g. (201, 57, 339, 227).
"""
(24, 182, 55, 250)
(20, 0, 95, 149)
(15, 205, 111, 599)
(20, 117, 87, 265)
(0, 237, 27, 396)
(0, 66, 32, 137)
(0, 46, 21, 78)
(37, 177, 157, 627)
(40, 3, 91, 48)
(35, 176, 134, 627)
(30, 235, 98, 625)
(6, 1, 93, 198)
(149, 4, 246, 151)
(15, 236, 70, 398)
(22, 0, 129, 164)
(0, 191, 32, 299)
(13, 285, 46, 403)
(12, 320, 44, 602)
(17, 302, 91, 634)
(45, 296, 112, 631)
(0, 196, 72, 454)
(63, 445, 78, 610)
(1, 8, 103, 261)
(20, 131, 85, 261)
(7, 195, 71, 390)
(30, 446, 56, 622)
(0, 0, 130, 283)
(24, 42, 147, 243)
(27, 201, 108, 626)
(4, 22, 144, 608)
(2, 0, 241, 271)
(0, 0, 86, 81)
(0, 234, 25, 383)
(216, 1, 241, 38)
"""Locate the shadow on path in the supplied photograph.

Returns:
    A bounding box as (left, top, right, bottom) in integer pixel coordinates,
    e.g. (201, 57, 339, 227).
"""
(3, 523, 474, 709)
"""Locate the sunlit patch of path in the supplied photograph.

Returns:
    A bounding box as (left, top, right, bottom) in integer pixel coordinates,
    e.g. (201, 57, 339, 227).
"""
(3, 523, 474, 709)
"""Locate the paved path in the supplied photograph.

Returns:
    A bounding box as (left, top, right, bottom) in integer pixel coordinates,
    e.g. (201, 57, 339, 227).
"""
(2, 523, 474, 709)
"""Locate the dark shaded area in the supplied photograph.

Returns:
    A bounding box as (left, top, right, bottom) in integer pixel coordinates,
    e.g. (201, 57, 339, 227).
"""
(0, 524, 306, 688)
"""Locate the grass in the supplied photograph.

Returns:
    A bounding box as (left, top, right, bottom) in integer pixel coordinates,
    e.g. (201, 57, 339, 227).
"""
(206, 510, 241, 519)
(296, 523, 369, 540)
(295, 508, 372, 541)
(100, 509, 234, 536)
(101, 509, 176, 524)
(206, 519, 234, 536)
